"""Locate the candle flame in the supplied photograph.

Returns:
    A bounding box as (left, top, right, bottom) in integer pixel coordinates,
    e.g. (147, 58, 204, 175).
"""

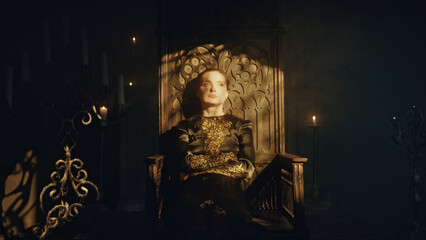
(132, 37, 136, 44)
(313, 116, 316, 121)
(99, 106, 108, 121)
(129, 82, 133, 86)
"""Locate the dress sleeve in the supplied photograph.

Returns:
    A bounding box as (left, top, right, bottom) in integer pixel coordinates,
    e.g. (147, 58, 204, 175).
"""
(175, 121, 192, 173)
(236, 120, 255, 178)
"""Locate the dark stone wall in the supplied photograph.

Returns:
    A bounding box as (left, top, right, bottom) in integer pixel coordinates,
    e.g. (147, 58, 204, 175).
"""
(284, 0, 426, 237)
(0, 0, 159, 208)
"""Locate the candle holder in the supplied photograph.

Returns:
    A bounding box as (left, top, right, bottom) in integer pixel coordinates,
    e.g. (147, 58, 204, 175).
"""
(32, 145, 99, 239)
(29, 81, 127, 238)
(308, 123, 320, 204)
(390, 105, 426, 239)
(31, 88, 101, 239)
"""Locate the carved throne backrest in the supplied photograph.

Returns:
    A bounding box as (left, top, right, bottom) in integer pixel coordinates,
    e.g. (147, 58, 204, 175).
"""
(159, 42, 285, 155)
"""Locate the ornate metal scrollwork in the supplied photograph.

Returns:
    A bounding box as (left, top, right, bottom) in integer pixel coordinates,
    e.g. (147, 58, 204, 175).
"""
(390, 105, 426, 239)
(32, 145, 99, 239)
(40, 88, 99, 149)
(31, 88, 101, 239)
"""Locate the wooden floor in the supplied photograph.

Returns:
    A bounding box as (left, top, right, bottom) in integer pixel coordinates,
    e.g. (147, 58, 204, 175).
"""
(31, 203, 394, 240)
(305, 204, 392, 240)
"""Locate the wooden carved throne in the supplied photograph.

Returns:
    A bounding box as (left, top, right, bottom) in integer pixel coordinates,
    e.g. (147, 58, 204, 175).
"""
(145, 40, 309, 239)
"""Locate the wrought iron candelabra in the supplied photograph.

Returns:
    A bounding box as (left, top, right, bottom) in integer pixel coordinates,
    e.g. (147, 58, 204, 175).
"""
(390, 105, 426, 240)
(32, 145, 99, 239)
(309, 124, 320, 204)
(27, 79, 127, 239)
(31, 88, 103, 239)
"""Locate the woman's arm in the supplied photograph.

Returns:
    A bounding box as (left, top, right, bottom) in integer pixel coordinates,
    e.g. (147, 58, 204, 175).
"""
(176, 121, 193, 173)
(187, 119, 256, 178)
(185, 152, 237, 171)
(177, 118, 256, 179)
(236, 120, 255, 178)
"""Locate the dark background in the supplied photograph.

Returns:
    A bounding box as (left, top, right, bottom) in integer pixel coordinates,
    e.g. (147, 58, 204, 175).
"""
(1, 0, 425, 239)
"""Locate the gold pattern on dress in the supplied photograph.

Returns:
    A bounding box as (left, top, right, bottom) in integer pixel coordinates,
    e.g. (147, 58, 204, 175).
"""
(189, 152, 237, 171)
(188, 116, 247, 178)
(191, 161, 246, 178)
(196, 116, 232, 155)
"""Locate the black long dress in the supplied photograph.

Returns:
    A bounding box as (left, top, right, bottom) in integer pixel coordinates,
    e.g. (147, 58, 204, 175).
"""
(173, 114, 255, 239)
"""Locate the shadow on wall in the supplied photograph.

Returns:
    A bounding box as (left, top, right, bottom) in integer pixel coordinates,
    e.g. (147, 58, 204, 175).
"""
(1, 149, 38, 239)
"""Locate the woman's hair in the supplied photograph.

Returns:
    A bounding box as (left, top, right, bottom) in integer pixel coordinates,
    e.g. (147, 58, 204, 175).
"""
(182, 68, 229, 118)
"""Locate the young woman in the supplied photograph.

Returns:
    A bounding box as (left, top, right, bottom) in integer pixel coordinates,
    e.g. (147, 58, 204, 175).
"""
(175, 69, 255, 238)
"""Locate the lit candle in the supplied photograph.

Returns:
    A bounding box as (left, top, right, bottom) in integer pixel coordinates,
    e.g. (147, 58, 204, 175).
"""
(117, 74, 125, 109)
(62, 14, 70, 48)
(100, 106, 108, 121)
(81, 25, 89, 66)
(21, 51, 30, 84)
(129, 82, 133, 86)
(131, 36, 136, 57)
(6, 66, 13, 108)
(44, 21, 51, 65)
(312, 115, 317, 126)
(101, 52, 109, 88)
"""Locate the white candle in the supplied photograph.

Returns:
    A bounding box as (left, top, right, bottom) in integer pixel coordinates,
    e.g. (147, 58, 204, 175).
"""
(100, 106, 108, 121)
(44, 21, 51, 65)
(21, 51, 30, 83)
(312, 116, 317, 126)
(101, 52, 109, 88)
(6, 66, 13, 108)
(62, 14, 70, 48)
(81, 25, 89, 66)
(117, 74, 125, 109)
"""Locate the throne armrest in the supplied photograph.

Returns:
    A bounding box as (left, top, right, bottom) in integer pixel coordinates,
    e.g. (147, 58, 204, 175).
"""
(277, 152, 307, 228)
(145, 155, 164, 183)
(246, 152, 308, 230)
(145, 155, 164, 224)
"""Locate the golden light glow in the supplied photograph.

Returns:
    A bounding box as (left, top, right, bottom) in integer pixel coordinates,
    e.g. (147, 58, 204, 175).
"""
(312, 115, 317, 126)
(129, 82, 133, 86)
(100, 106, 108, 120)
(132, 37, 136, 44)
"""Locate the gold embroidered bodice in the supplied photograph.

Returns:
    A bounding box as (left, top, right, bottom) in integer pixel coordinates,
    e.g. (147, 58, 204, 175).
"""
(177, 114, 255, 179)
(197, 116, 232, 155)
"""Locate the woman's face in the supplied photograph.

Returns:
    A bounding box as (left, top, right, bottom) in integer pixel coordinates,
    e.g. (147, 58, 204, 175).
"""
(197, 71, 228, 107)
